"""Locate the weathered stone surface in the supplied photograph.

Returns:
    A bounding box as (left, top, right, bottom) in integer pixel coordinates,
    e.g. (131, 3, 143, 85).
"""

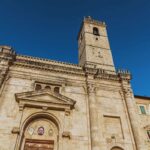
(0, 17, 149, 150)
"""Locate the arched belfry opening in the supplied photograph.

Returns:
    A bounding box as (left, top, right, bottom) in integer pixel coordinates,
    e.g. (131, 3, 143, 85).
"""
(93, 27, 99, 36)
(18, 113, 60, 150)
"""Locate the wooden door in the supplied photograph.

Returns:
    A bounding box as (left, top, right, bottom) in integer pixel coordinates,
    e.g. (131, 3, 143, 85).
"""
(24, 139, 54, 150)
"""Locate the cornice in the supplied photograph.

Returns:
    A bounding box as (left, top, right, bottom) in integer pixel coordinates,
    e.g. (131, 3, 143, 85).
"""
(11, 60, 131, 82)
(84, 16, 106, 27)
(77, 16, 106, 40)
(16, 54, 81, 68)
(14, 54, 85, 76)
(0, 50, 130, 82)
(84, 67, 131, 81)
(13, 61, 85, 76)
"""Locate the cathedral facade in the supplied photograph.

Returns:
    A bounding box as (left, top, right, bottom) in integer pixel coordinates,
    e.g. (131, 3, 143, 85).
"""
(0, 17, 150, 150)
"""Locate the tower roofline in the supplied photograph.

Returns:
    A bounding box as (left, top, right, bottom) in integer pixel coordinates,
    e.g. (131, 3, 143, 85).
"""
(0, 45, 12, 49)
(77, 16, 106, 40)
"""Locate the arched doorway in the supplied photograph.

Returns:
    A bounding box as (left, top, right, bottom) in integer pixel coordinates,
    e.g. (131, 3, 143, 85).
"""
(19, 114, 59, 150)
(111, 147, 123, 150)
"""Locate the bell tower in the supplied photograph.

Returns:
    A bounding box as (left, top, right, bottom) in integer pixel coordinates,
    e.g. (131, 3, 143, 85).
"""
(78, 17, 115, 71)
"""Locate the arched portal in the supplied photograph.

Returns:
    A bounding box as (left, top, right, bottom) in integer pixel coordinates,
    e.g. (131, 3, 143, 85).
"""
(18, 113, 59, 150)
(111, 147, 123, 150)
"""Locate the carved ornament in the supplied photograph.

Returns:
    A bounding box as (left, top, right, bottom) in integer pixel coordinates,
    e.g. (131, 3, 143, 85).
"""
(12, 127, 20, 134)
(87, 84, 96, 93)
(62, 131, 72, 139)
(123, 88, 133, 98)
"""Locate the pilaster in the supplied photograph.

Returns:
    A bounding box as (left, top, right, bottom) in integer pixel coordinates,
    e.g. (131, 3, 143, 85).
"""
(87, 83, 99, 150)
(121, 85, 147, 150)
(0, 46, 16, 89)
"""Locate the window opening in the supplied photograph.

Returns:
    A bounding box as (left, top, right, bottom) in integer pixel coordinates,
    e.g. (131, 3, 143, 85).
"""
(139, 105, 146, 114)
(35, 84, 42, 91)
(54, 87, 59, 93)
(93, 27, 99, 36)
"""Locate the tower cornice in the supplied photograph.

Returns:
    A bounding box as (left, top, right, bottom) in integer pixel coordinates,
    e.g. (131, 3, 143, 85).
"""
(77, 16, 106, 40)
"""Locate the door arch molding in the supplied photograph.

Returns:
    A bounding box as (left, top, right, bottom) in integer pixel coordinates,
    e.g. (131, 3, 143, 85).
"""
(111, 146, 124, 150)
(16, 112, 61, 150)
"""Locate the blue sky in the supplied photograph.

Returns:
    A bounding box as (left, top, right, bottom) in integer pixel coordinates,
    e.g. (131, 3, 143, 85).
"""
(0, 0, 150, 96)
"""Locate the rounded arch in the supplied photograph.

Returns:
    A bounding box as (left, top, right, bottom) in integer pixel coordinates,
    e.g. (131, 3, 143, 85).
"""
(21, 112, 60, 131)
(111, 146, 124, 150)
(93, 27, 99, 35)
(18, 112, 61, 150)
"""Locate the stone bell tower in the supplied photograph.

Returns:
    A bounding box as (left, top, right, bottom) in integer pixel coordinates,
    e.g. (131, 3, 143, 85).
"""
(78, 16, 115, 71)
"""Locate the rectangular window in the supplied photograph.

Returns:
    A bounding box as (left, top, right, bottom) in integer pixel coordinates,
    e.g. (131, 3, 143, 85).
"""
(139, 105, 146, 114)
(147, 130, 150, 139)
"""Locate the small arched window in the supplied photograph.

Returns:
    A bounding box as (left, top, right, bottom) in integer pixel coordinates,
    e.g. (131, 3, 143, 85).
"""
(54, 87, 59, 93)
(35, 84, 42, 91)
(93, 27, 99, 36)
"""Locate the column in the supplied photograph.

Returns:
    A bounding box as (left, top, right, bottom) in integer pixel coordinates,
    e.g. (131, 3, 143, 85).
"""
(123, 88, 147, 150)
(87, 84, 100, 150)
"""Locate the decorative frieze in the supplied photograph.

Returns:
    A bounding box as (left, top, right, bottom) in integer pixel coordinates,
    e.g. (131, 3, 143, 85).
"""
(117, 69, 131, 81)
(6, 53, 132, 82)
(83, 66, 97, 76)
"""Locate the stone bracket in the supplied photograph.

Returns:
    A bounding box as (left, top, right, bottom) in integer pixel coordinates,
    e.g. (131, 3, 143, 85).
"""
(65, 108, 71, 116)
(62, 131, 72, 139)
(12, 127, 20, 134)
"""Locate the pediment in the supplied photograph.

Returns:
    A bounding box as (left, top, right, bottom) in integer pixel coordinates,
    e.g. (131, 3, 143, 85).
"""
(15, 89, 76, 111)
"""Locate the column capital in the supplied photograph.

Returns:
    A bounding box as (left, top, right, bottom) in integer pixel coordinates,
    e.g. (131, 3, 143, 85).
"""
(87, 84, 96, 94)
(123, 88, 133, 98)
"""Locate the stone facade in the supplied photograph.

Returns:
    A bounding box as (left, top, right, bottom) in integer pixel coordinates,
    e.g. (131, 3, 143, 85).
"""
(0, 17, 149, 150)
